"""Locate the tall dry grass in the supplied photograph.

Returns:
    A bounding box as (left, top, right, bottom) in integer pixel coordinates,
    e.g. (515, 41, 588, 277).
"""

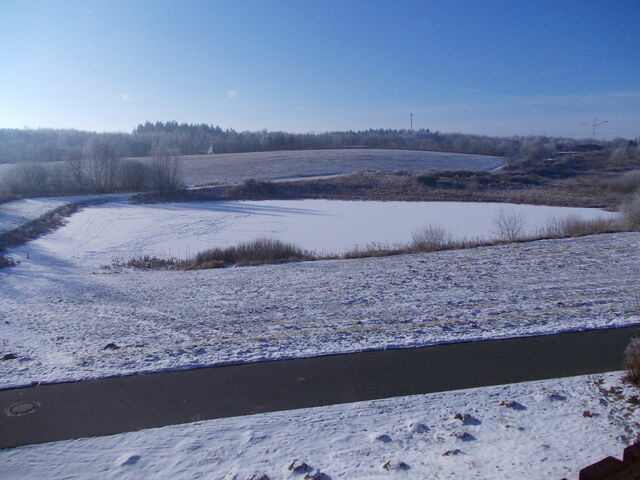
(192, 237, 311, 267)
(411, 224, 452, 251)
(540, 215, 619, 238)
(621, 191, 640, 229)
(624, 338, 640, 385)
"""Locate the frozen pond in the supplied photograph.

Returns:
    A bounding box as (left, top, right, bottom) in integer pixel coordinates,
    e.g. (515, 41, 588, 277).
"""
(7, 199, 617, 267)
(0, 194, 128, 235)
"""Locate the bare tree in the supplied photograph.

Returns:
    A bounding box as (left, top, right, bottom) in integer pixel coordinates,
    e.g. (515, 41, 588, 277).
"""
(411, 224, 452, 250)
(83, 136, 121, 192)
(66, 155, 86, 192)
(5, 163, 49, 196)
(47, 163, 68, 194)
(492, 208, 526, 241)
(149, 139, 183, 192)
(118, 159, 148, 191)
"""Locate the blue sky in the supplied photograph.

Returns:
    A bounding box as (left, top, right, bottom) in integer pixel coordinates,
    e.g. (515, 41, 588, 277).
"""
(1, 0, 639, 138)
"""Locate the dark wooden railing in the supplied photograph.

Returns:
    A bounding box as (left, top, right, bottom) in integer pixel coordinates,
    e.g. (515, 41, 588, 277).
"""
(567, 443, 640, 480)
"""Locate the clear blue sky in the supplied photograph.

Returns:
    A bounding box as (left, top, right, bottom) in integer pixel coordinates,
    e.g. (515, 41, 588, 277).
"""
(1, 0, 639, 138)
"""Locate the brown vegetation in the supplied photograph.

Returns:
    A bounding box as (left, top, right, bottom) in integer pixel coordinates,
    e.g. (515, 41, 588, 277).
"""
(624, 338, 640, 385)
(541, 216, 619, 238)
(621, 191, 640, 229)
(112, 238, 313, 271)
(134, 151, 640, 210)
(111, 255, 180, 270)
(134, 171, 614, 208)
(191, 237, 312, 267)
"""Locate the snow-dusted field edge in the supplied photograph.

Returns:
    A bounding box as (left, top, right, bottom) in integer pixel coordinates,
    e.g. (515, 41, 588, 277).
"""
(0, 193, 128, 235)
(140, 148, 506, 186)
(1, 232, 639, 390)
(3, 372, 638, 480)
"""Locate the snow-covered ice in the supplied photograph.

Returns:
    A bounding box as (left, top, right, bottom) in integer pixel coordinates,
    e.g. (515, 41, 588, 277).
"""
(1, 222, 638, 388)
(0, 193, 127, 235)
(3, 199, 618, 265)
(2, 372, 638, 479)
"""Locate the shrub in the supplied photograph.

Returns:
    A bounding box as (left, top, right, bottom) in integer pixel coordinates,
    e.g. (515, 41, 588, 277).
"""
(492, 208, 526, 241)
(193, 237, 311, 266)
(121, 255, 179, 270)
(416, 173, 440, 186)
(118, 160, 149, 191)
(4, 163, 50, 196)
(503, 174, 542, 185)
(149, 141, 183, 193)
(411, 224, 452, 251)
(620, 191, 640, 229)
(0, 180, 16, 203)
(342, 243, 402, 259)
(228, 179, 279, 198)
(624, 338, 640, 385)
(541, 215, 619, 237)
(604, 170, 640, 195)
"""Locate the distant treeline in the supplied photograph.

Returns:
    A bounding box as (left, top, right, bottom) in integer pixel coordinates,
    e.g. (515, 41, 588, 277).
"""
(2, 121, 637, 165)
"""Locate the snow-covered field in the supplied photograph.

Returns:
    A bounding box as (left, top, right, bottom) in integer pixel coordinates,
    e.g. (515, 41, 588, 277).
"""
(134, 149, 506, 186)
(2, 199, 617, 264)
(1, 222, 638, 389)
(0, 149, 505, 189)
(1, 196, 638, 479)
(3, 372, 638, 479)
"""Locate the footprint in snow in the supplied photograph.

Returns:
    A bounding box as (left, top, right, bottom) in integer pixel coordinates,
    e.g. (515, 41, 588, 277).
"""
(372, 433, 392, 443)
(454, 413, 481, 425)
(499, 400, 527, 410)
(407, 422, 429, 433)
(116, 454, 141, 466)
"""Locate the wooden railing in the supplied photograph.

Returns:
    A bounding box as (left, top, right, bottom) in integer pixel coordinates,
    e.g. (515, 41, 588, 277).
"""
(567, 443, 640, 480)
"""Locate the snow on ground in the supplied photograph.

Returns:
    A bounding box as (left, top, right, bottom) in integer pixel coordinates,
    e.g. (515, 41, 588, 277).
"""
(2, 199, 617, 265)
(1, 226, 638, 389)
(0, 193, 127, 235)
(132, 149, 506, 186)
(3, 372, 639, 480)
(0, 150, 505, 189)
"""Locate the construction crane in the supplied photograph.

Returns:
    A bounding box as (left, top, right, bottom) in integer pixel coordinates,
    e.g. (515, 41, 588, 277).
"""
(581, 118, 609, 138)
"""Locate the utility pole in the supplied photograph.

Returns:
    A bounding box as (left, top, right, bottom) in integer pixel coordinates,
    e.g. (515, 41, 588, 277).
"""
(409, 112, 413, 131)
(581, 118, 609, 138)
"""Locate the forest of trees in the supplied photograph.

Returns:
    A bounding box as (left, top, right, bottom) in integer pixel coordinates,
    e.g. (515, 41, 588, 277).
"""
(2, 121, 636, 166)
